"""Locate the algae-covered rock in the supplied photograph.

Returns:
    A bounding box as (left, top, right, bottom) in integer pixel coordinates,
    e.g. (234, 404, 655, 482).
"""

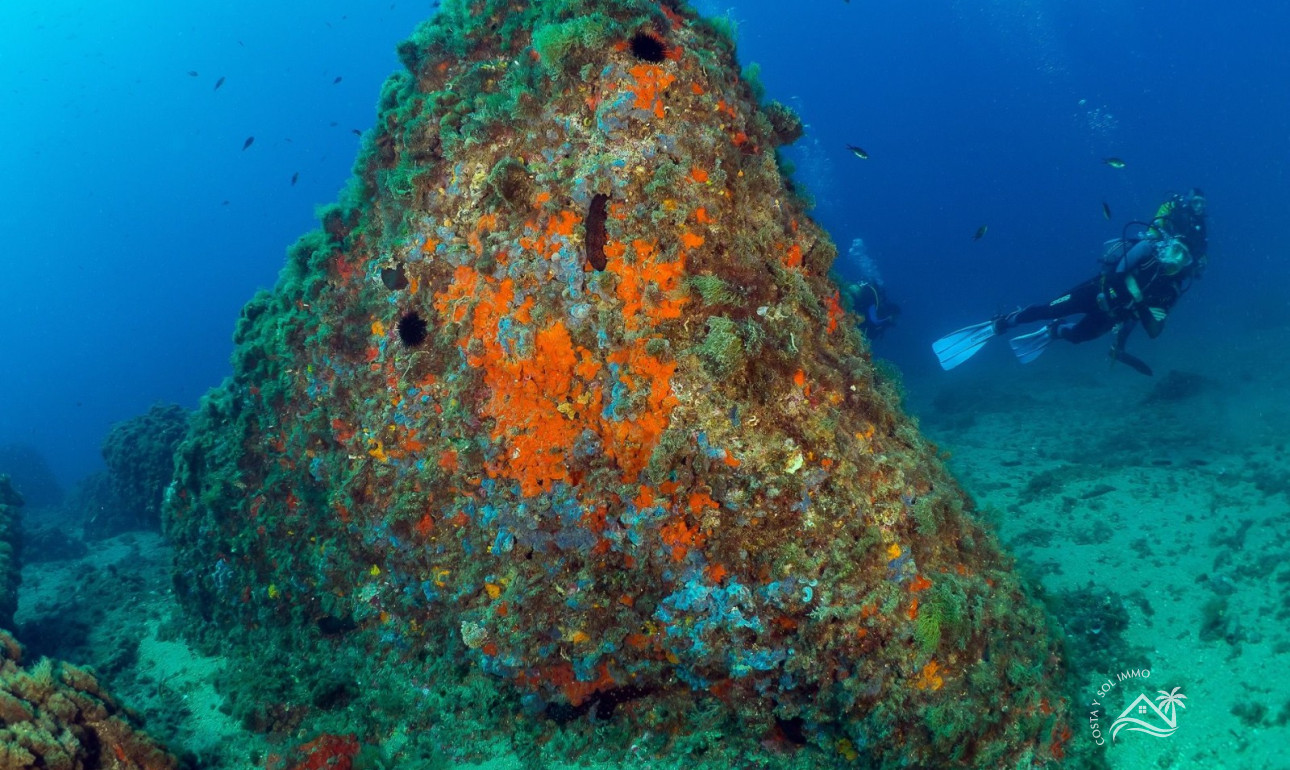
(96, 403, 189, 538)
(166, 1, 1073, 766)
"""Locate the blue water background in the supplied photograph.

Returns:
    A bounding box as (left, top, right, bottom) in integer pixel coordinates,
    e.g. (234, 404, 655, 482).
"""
(0, 0, 1286, 486)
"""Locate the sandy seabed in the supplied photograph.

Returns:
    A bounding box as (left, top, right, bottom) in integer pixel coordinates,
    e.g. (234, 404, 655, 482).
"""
(909, 325, 1290, 770)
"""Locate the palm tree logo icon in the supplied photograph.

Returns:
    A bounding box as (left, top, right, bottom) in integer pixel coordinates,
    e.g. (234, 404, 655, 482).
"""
(1155, 687, 1187, 722)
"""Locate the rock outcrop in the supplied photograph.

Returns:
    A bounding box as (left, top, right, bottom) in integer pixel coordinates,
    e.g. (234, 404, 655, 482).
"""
(93, 404, 189, 538)
(0, 476, 21, 630)
(166, 1, 1073, 766)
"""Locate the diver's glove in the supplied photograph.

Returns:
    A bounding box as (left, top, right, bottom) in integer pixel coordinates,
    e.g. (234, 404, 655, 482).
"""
(991, 310, 1020, 334)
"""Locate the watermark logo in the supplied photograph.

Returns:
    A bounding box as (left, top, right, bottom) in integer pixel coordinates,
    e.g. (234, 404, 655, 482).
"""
(1087, 667, 1187, 747)
(1110, 687, 1186, 741)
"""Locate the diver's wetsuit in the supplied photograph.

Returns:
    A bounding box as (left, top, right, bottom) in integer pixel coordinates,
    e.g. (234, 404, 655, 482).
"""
(1007, 276, 1117, 343)
(1001, 239, 1198, 344)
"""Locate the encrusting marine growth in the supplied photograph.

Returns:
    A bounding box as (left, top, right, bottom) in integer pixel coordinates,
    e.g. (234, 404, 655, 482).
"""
(0, 630, 180, 770)
(165, 0, 1074, 766)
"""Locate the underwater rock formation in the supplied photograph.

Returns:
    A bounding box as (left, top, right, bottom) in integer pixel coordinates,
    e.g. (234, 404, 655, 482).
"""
(0, 630, 178, 769)
(95, 404, 189, 538)
(0, 476, 21, 630)
(167, 0, 1072, 766)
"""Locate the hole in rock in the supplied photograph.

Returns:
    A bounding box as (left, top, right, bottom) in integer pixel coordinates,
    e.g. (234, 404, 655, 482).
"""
(381, 264, 409, 290)
(584, 193, 609, 271)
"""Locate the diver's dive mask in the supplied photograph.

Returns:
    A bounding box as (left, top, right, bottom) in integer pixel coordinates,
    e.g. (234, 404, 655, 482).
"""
(1182, 187, 1207, 216)
(1156, 237, 1192, 275)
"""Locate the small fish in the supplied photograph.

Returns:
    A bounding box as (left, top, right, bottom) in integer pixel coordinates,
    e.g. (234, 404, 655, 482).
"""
(972, 225, 988, 241)
(291, 172, 299, 186)
(242, 136, 255, 150)
(214, 76, 226, 91)
(1102, 157, 1126, 169)
(846, 144, 869, 160)
(1101, 201, 1112, 220)
(187, 70, 199, 77)
(332, 76, 343, 85)
(351, 129, 362, 136)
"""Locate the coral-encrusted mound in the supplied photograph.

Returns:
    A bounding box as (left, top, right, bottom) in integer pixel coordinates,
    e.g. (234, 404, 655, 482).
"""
(166, 0, 1072, 766)
(0, 630, 178, 769)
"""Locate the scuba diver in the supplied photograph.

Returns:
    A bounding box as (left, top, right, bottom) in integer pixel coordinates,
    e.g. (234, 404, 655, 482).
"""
(841, 237, 901, 340)
(847, 279, 901, 340)
(933, 188, 1208, 376)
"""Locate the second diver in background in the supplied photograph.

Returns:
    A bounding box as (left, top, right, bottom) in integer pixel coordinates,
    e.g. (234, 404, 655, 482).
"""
(841, 237, 901, 341)
(933, 188, 1208, 376)
(846, 279, 901, 341)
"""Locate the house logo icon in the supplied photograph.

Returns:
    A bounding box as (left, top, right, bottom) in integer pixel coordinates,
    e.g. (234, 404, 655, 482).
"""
(1110, 687, 1187, 741)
